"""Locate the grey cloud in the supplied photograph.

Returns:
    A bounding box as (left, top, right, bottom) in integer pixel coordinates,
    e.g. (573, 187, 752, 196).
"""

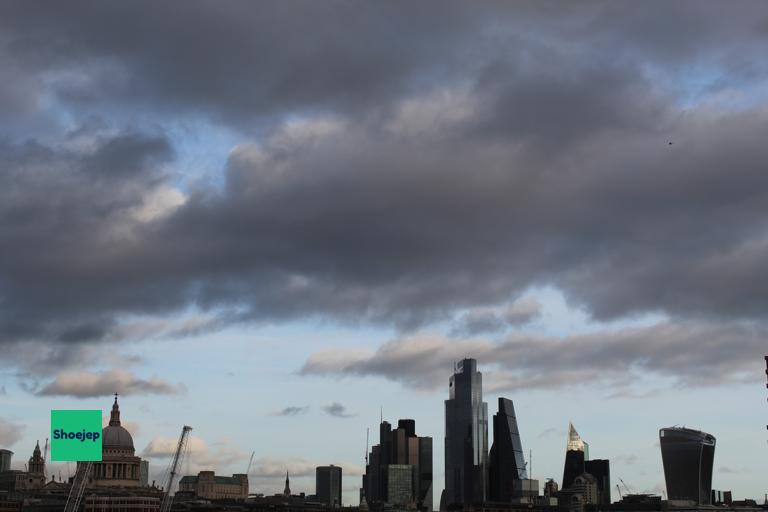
(0, 2, 766, 356)
(271, 406, 310, 417)
(35, 369, 185, 398)
(452, 298, 542, 336)
(0, 419, 24, 446)
(301, 321, 766, 391)
(321, 402, 356, 418)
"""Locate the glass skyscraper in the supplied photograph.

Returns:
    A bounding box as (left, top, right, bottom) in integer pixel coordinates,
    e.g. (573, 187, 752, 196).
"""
(444, 358, 488, 506)
(659, 427, 716, 504)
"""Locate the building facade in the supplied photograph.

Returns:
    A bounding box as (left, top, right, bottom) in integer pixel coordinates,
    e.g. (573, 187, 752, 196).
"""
(570, 473, 599, 505)
(316, 465, 342, 508)
(83, 494, 160, 512)
(383, 465, 413, 506)
(488, 398, 529, 502)
(178, 471, 248, 500)
(444, 358, 488, 507)
(0, 451, 12, 473)
(659, 427, 715, 505)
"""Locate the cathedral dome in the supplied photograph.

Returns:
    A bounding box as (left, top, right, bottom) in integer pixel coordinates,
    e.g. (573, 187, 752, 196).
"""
(103, 424, 134, 449)
(103, 395, 135, 450)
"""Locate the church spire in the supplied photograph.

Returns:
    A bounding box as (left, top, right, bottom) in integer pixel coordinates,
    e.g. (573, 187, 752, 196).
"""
(283, 470, 291, 496)
(29, 440, 45, 474)
(109, 393, 121, 426)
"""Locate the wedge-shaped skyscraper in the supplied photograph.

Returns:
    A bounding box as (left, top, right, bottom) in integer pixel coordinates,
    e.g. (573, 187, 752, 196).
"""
(488, 398, 528, 502)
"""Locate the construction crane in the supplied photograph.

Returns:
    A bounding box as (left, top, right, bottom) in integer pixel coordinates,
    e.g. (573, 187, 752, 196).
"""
(619, 478, 633, 495)
(42, 438, 49, 479)
(246, 451, 255, 475)
(616, 484, 623, 501)
(64, 462, 92, 512)
(160, 425, 193, 512)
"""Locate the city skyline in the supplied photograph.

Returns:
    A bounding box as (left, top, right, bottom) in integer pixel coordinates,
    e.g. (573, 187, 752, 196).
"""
(1, 354, 765, 507)
(1, 1, 768, 508)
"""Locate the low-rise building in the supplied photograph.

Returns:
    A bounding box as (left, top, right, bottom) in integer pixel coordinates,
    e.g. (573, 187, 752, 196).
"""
(178, 471, 248, 500)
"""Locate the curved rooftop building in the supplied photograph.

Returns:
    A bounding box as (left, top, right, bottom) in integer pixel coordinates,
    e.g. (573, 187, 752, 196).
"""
(659, 427, 715, 504)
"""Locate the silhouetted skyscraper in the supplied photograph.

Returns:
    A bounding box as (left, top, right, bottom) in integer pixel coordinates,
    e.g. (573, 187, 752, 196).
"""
(488, 398, 527, 502)
(659, 427, 715, 505)
(316, 465, 342, 508)
(562, 423, 586, 490)
(444, 358, 488, 506)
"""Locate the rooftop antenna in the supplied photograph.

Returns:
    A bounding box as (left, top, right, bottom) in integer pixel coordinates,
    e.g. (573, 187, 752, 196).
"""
(380, 407, 383, 423)
(365, 428, 369, 465)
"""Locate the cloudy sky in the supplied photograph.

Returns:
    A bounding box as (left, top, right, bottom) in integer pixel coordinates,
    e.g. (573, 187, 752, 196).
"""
(1, 0, 767, 505)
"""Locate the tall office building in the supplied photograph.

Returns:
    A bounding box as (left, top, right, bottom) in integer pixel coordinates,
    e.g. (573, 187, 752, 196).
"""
(0, 450, 12, 473)
(562, 422, 587, 490)
(316, 465, 342, 508)
(584, 459, 610, 505)
(444, 358, 488, 506)
(363, 418, 433, 510)
(488, 398, 528, 502)
(659, 427, 716, 505)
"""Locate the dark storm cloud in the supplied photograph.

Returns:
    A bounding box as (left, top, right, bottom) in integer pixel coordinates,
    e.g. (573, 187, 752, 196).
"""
(0, 1, 484, 129)
(300, 321, 767, 390)
(1, 2, 767, 130)
(0, 0, 766, 390)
